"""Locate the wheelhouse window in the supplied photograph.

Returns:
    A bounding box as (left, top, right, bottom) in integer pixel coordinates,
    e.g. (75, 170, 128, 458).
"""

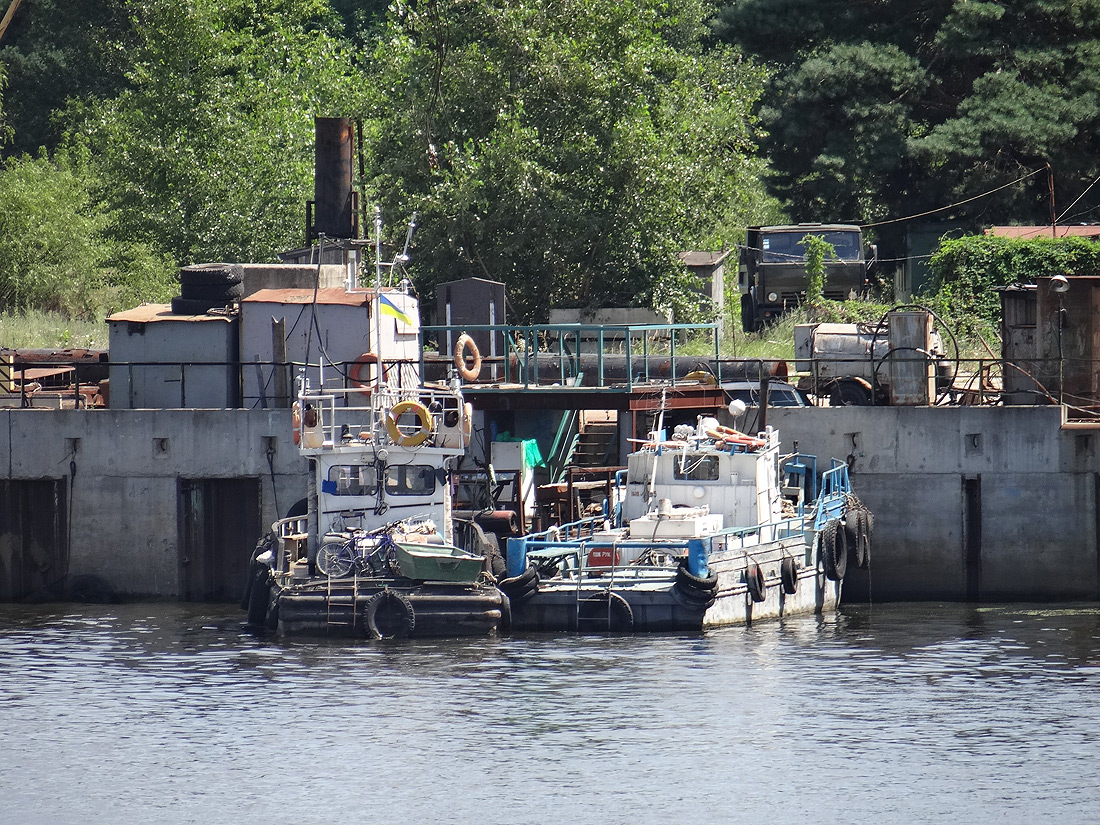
(384, 464, 438, 496)
(674, 454, 721, 481)
(328, 465, 378, 496)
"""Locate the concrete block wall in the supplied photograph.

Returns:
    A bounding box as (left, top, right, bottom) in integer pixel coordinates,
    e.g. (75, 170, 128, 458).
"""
(768, 406, 1099, 601)
(2, 409, 305, 599)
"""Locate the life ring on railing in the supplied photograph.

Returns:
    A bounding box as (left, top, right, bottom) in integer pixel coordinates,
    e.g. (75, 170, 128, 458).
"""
(291, 401, 302, 445)
(453, 334, 482, 381)
(746, 562, 767, 603)
(386, 400, 434, 447)
(364, 590, 416, 639)
(349, 352, 379, 395)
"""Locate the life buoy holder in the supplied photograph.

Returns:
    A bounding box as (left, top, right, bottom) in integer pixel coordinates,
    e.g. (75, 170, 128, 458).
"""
(453, 334, 482, 381)
(349, 352, 379, 395)
(291, 401, 302, 445)
(385, 400, 434, 447)
(746, 562, 767, 603)
(462, 401, 473, 448)
(364, 590, 415, 639)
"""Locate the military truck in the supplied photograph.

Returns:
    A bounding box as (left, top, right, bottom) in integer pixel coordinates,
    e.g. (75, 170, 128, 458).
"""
(739, 224, 875, 331)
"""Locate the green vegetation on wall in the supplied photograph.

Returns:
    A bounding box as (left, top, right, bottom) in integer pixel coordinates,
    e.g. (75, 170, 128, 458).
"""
(926, 234, 1100, 324)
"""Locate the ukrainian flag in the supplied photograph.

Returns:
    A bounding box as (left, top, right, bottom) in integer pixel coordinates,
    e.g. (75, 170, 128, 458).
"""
(378, 293, 416, 330)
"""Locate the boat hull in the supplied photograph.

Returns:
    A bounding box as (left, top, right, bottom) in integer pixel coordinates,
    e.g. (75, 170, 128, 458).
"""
(264, 578, 504, 638)
(508, 534, 840, 633)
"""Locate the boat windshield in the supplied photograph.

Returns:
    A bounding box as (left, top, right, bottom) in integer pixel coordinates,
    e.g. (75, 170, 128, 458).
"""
(328, 465, 378, 496)
(674, 454, 721, 481)
(385, 465, 439, 496)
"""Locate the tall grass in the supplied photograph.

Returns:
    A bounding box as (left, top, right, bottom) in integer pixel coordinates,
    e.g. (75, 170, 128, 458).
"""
(0, 311, 107, 349)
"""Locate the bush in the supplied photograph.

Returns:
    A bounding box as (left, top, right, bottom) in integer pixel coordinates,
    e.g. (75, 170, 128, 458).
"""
(926, 234, 1100, 324)
(0, 149, 175, 318)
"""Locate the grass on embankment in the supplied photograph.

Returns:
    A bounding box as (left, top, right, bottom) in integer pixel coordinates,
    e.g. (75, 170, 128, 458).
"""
(0, 311, 107, 350)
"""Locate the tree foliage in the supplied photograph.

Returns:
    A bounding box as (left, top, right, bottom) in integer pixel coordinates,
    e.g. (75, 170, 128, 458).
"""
(799, 233, 834, 306)
(716, 0, 1100, 230)
(67, 0, 366, 266)
(926, 234, 1100, 323)
(0, 149, 173, 316)
(357, 0, 775, 322)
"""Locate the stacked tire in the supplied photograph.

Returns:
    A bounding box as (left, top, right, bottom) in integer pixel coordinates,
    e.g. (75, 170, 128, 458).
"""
(170, 264, 244, 315)
(673, 561, 719, 611)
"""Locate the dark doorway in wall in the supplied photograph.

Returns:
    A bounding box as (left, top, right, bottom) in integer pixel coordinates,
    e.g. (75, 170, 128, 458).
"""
(0, 479, 68, 601)
(178, 478, 260, 602)
(963, 476, 982, 601)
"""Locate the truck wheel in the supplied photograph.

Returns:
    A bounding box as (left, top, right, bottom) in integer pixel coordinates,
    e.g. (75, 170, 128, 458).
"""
(741, 296, 760, 333)
(830, 379, 873, 407)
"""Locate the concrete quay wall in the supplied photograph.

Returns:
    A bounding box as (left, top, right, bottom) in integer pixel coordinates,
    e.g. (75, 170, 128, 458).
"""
(2, 405, 1097, 602)
(1, 409, 305, 600)
(768, 405, 1099, 601)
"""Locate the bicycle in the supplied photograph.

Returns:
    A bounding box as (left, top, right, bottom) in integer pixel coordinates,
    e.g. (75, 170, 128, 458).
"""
(317, 527, 401, 578)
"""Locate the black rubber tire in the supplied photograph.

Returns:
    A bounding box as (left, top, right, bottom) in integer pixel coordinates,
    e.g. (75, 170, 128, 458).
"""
(830, 379, 873, 407)
(180, 281, 244, 302)
(170, 296, 220, 315)
(847, 509, 869, 569)
(246, 568, 270, 626)
(498, 565, 539, 594)
(498, 590, 512, 633)
(365, 590, 416, 639)
(780, 556, 799, 595)
(674, 584, 716, 610)
(577, 592, 634, 633)
(675, 560, 718, 593)
(821, 518, 848, 581)
(741, 295, 761, 333)
(862, 508, 874, 567)
(178, 263, 244, 286)
(745, 562, 766, 603)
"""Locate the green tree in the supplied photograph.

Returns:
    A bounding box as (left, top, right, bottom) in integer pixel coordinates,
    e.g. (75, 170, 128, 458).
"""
(0, 0, 134, 156)
(66, 0, 365, 266)
(716, 0, 1100, 230)
(358, 0, 775, 322)
(0, 148, 173, 316)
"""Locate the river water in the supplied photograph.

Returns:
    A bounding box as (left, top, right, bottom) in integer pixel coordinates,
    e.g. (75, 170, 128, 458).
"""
(2, 602, 1098, 824)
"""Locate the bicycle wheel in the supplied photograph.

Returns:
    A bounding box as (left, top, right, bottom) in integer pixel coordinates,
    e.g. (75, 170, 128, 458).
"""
(317, 541, 355, 578)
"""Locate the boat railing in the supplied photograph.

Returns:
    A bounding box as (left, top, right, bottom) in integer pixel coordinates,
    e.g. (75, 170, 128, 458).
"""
(420, 321, 723, 389)
(297, 383, 463, 452)
(509, 512, 810, 582)
(812, 460, 852, 529)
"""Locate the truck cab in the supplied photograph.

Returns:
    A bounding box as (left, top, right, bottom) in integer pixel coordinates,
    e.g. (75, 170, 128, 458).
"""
(739, 224, 873, 331)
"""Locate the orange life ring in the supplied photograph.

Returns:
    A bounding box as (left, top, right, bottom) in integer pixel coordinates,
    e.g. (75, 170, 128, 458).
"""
(349, 352, 379, 395)
(453, 334, 482, 381)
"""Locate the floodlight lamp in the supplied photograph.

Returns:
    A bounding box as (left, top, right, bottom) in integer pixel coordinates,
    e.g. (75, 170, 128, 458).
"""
(1050, 274, 1070, 294)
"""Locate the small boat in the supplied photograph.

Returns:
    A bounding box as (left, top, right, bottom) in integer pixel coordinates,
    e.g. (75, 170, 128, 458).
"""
(242, 235, 506, 638)
(499, 418, 871, 632)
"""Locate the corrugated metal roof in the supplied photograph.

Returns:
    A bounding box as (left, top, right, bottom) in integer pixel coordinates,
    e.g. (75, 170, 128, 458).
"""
(986, 225, 1100, 239)
(242, 287, 375, 306)
(106, 304, 236, 323)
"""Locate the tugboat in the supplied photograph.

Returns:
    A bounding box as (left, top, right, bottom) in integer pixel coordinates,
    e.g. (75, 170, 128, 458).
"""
(499, 417, 871, 632)
(243, 239, 506, 638)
